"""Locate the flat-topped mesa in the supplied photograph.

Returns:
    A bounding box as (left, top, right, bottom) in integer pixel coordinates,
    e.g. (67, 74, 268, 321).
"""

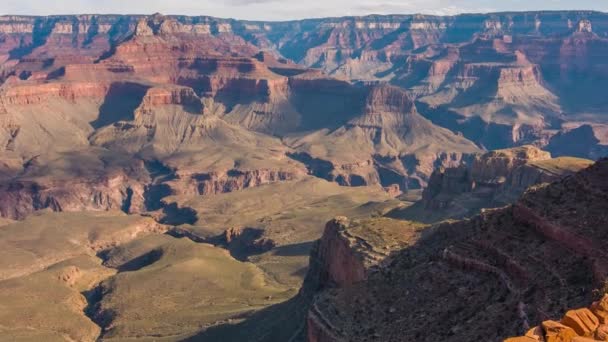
(497, 65, 543, 88)
(62, 63, 136, 81)
(288, 72, 356, 93)
(107, 24, 280, 86)
(183, 57, 289, 98)
(455, 61, 544, 90)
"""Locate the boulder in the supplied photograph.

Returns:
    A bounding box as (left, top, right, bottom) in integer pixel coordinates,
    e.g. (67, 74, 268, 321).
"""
(543, 320, 579, 342)
(526, 326, 546, 341)
(596, 324, 608, 341)
(562, 309, 600, 337)
(592, 296, 608, 324)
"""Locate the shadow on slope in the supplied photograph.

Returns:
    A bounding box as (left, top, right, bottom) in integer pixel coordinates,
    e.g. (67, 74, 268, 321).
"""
(182, 294, 308, 342)
(91, 82, 150, 129)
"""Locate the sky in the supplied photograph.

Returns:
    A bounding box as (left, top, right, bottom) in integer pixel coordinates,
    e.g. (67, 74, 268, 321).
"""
(1, 0, 607, 21)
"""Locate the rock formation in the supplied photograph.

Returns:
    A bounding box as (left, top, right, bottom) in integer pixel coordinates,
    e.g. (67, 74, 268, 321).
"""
(506, 295, 608, 342)
(411, 146, 593, 220)
(301, 158, 608, 341)
(285, 84, 481, 190)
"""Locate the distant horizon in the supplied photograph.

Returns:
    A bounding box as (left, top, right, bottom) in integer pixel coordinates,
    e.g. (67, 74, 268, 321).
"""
(1, 9, 608, 23)
(2, 0, 608, 21)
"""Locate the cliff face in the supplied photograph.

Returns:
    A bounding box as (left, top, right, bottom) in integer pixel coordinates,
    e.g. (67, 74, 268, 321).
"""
(0, 150, 150, 220)
(418, 146, 593, 219)
(302, 158, 608, 342)
(0, 171, 146, 220)
(173, 169, 304, 197)
(303, 217, 424, 341)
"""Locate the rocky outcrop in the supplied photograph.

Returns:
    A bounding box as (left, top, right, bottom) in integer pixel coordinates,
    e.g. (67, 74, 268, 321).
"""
(315, 217, 368, 287)
(305, 217, 423, 290)
(301, 158, 608, 342)
(506, 295, 608, 342)
(420, 146, 592, 218)
(184, 169, 302, 196)
(303, 217, 423, 341)
(220, 227, 276, 258)
(0, 169, 147, 220)
(469, 145, 551, 185)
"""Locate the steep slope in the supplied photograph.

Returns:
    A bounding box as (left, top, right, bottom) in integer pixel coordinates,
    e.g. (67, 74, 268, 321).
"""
(417, 47, 562, 150)
(89, 83, 307, 198)
(303, 158, 608, 341)
(0, 80, 153, 219)
(285, 84, 481, 190)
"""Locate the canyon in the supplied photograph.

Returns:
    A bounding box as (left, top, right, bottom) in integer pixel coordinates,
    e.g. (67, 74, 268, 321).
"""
(1, 12, 608, 217)
(0, 10, 607, 342)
